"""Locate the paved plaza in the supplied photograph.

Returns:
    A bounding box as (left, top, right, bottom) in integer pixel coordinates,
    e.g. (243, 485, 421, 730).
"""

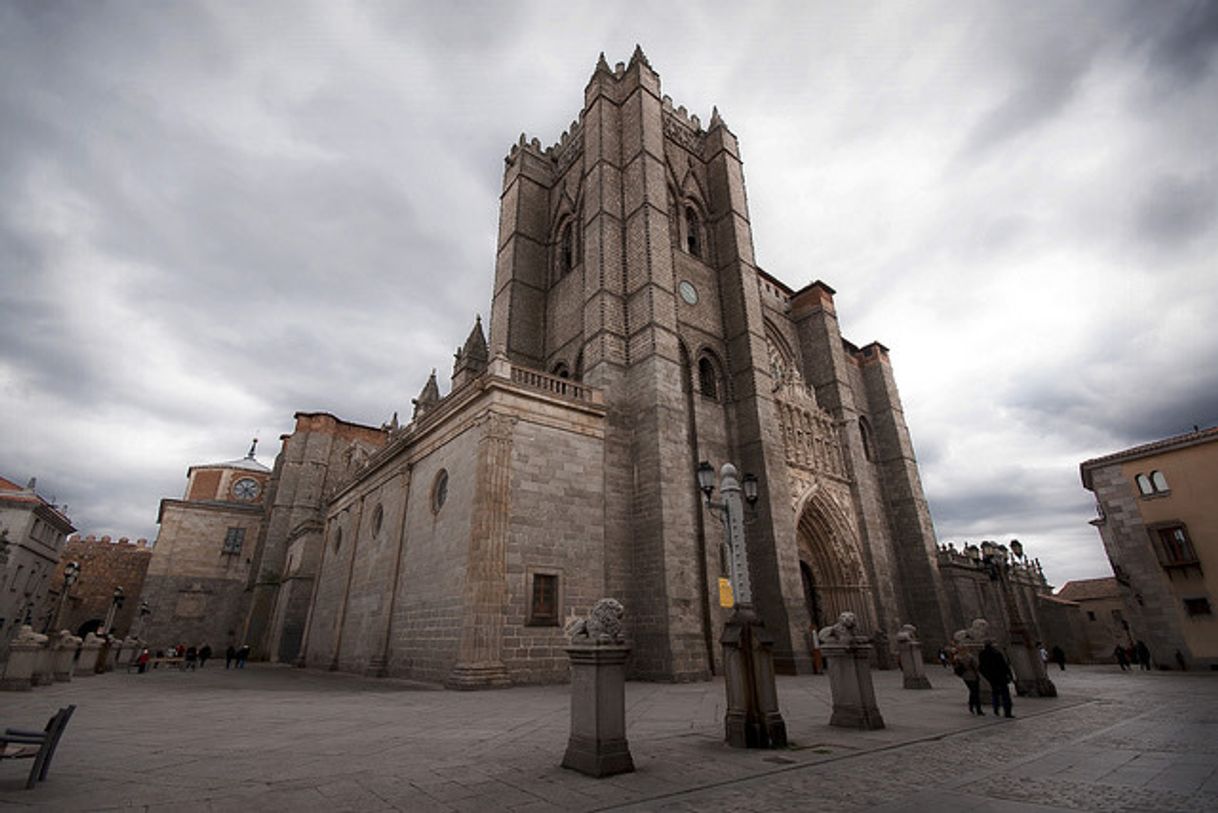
(1, 662, 1215, 811)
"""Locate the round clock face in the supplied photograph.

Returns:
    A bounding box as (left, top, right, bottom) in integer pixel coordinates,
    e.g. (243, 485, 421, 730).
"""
(233, 477, 261, 501)
(679, 280, 699, 305)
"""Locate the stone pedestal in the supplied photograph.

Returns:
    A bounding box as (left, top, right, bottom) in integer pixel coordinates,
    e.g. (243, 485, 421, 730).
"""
(75, 633, 103, 676)
(52, 632, 81, 682)
(822, 643, 886, 729)
(896, 624, 932, 690)
(1, 626, 46, 691)
(32, 637, 56, 686)
(721, 607, 787, 748)
(1010, 642, 1057, 697)
(117, 637, 140, 668)
(562, 644, 634, 778)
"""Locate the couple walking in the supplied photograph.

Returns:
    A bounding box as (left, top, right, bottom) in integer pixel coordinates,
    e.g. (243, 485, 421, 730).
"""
(955, 641, 1015, 718)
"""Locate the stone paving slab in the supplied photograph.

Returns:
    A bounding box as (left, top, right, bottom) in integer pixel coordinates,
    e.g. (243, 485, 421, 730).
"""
(0, 663, 1214, 811)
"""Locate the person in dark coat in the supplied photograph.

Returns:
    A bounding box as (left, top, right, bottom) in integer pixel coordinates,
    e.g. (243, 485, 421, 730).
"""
(1135, 640, 1152, 671)
(1050, 645, 1066, 671)
(1114, 645, 1130, 670)
(236, 644, 250, 668)
(225, 644, 236, 669)
(955, 649, 984, 715)
(978, 641, 1014, 718)
(198, 644, 212, 668)
(184, 645, 197, 671)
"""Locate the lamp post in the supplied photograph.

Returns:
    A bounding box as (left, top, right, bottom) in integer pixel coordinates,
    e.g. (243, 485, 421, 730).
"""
(697, 461, 786, 748)
(980, 541, 1055, 697)
(47, 561, 80, 634)
(100, 586, 125, 637)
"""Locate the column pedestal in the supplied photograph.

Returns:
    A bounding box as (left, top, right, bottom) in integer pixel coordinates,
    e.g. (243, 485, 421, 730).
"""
(822, 642, 885, 729)
(896, 629, 932, 690)
(52, 632, 81, 682)
(562, 644, 634, 778)
(0, 626, 45, 691)
(720, 607, 788, 748)
(75, 633, 103, 676)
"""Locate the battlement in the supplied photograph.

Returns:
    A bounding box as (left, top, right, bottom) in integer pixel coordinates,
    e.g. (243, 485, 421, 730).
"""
(661, 94, 703, 132)
(66, 533, 152, 549)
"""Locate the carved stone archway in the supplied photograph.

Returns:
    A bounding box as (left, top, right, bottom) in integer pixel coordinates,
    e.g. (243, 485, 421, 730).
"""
(795, 486, 877, 633)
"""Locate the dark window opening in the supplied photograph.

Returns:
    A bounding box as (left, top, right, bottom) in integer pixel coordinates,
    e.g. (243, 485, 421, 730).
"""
(222, 527, 245, 555)
(530, 574, 558, 626)
(859, 416, 876, 462)
(698, 357, 718, 400)
(1087, 610, 1097, 621)
(685, 206, 701, 257)
(560, 222, 574, 275)
(1156, 524, 1198, 566)
(1184, 598, 1212, 617)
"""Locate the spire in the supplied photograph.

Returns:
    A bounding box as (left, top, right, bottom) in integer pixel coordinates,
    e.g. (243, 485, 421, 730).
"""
(452, 315, 489, 390)
(412, 370, 441, 420)
(246, 438, 258, 459)
(709, 106, 725, 131)
(595, 51, 611, 74)
(630, 44, 651, 69)
(461, 315, 488, 364)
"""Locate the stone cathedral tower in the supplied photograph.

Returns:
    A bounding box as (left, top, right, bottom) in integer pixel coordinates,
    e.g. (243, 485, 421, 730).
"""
(240, 49, 950, 685)
(489, 47, 949, 677)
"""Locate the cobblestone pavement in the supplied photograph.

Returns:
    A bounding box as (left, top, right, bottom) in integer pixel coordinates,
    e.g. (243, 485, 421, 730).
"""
(0, 663, 1213, 811)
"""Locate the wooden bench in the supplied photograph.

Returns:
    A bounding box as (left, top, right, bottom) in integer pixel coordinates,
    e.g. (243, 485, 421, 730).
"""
(0, 705, 76, 789)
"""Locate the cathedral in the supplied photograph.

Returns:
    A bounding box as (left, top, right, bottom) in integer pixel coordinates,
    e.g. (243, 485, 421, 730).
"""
(235, 49, 954, 686)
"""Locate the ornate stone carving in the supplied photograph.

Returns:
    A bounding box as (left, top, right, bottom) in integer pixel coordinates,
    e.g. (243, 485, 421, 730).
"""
(819, 611, 866, 647)
(896, 623, 919, 643)
(663, 113, 704, 154)
(567, 598, 625, 644)
(954, 618, 990, 646)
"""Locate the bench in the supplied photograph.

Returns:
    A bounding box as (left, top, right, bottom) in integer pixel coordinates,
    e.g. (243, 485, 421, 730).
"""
(0, 705, 76, 789)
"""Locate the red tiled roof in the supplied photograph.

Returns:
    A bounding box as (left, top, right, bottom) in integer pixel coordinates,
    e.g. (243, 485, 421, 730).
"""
(1057, 577, 1120, 602)
(1081, 425, 1218, 470)
(0, 475, 24, 492)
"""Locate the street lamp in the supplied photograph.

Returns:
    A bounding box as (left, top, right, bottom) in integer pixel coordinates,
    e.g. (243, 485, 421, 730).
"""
(133, 599, 152, 641)
(697, 461, 786, 749)
(100, 586, 125, 637)
(47, 561, 80, 634)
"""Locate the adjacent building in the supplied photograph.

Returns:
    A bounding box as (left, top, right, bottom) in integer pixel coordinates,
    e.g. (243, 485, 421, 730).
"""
(0, 475, 75, 657)
(139, 444, 271, 650)
(1056, 577, 1127, 663)
(1081, 425, 1218, 669)
(51, 534, 153, 639)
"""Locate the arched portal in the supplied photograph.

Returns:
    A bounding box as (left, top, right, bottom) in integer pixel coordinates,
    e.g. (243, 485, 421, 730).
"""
(77, 618, 103, 638)
(795, 488, 877, 632)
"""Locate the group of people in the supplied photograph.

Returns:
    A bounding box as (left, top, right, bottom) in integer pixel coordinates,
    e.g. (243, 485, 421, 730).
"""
(1036, 642, 1067, 671)
(1113, 640, 1152, 671)
(946, 642, 1017, 718)
(132, 642, 252, 672)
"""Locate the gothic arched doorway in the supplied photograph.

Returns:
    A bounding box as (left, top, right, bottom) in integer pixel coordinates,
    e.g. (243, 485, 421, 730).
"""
(796, 488, 877, 632)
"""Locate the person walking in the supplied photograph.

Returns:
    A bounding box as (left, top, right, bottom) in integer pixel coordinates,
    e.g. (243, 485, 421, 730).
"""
(184, 645, 197, 671)
(137, 648, 151, 674)
(236, 643, 250, 668)
(955, 648, 984, 715)
(1051, 645, 1066, 671)
(1114, 645, 1130, 671)
(225, 644, 236, 669)
(198, 644, 212, 668)
(1135, 640, 1152, 671)
(978, 641, 1014, 718)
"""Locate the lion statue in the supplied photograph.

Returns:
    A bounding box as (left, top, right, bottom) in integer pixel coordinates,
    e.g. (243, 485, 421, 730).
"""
(566, 598, 625, 644)
(819, 611, 866, 646)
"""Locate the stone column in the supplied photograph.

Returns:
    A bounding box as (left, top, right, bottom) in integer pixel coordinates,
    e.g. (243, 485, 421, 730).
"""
(819, 613, 885, 730)
(0, 626, 45, 691)
(446, 412, 514, 689)
(75, 632, 104, 676)
(896, 624, 932, 689)
(52, 632, 82, 682)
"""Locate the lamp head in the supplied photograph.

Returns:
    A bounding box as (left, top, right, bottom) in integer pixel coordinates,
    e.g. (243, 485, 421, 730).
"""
(1009, 539, 1023, 558)
(742, 473, 759, 506)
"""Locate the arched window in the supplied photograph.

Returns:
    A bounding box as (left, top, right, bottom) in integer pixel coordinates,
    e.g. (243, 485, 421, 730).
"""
(698, 356, 718, 400)
(1150, 470, 1169, 493)
(685, 206, 701, 257)
(859, 416, 876, 462)
(1135, 474, 1153, 496)
(559, 221, 574, 275)
(552, 362, 570, 379)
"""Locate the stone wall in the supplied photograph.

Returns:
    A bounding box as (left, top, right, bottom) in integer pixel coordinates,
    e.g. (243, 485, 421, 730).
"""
(53, 534, 152, 637)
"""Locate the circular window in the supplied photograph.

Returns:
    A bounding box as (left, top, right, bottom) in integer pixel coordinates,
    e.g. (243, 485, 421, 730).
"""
(332, 527, 342, 552)
(371, 504, 384, 536)
(679, 280, 699, 305)
(432, 469, 449, 513)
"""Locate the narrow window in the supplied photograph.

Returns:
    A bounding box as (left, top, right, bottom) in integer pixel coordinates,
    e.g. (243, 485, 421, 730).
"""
(859, 416, 876, 462)
(685, 206, 701, 257)
(1156, 525, 1196, 565)
(1135, 473, 1153, 496)
(432, 469, 449, 513)
(333, 527, 342, 553)
(1184, 598, 1213, 617)
(698, 357, 718, 400)
(529, 573, 559, 626)
(560, 222, 574, 275)
(1150, 470, 1169, 493)
(371, 504, 384, 537)
(222, 527, 244, 554)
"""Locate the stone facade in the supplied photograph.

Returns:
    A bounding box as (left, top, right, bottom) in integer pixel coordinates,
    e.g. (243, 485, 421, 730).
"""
(242, 49, 954, 685)
(1057, 577, 1128, 662)
(1081, 426, 1218, 669)
(140, 447, 271, 651)
(51, 534, 153, 638)
(0, 475, 75, 661)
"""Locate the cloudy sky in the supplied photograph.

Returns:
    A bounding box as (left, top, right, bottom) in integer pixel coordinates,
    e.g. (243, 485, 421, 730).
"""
(2, 1, 1215, 587)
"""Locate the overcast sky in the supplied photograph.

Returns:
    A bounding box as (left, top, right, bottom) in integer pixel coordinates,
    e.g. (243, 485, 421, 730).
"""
(2, 1, 1215, 588)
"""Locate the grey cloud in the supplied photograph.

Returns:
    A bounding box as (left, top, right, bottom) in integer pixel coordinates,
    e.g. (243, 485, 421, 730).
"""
(1144, 0, 1218, 84)
(1134, 174, 1217, 247)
